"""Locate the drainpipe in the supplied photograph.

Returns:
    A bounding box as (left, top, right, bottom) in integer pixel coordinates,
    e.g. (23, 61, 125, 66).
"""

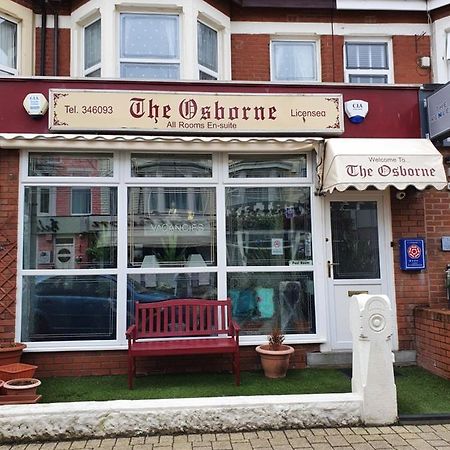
(40, 0, 47, 76)
(54, 10, 58, 75)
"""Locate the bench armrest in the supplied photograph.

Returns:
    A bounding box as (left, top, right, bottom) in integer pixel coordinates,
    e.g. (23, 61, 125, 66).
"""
(126, 324, 137, 343)
(230, 320, 240, 346)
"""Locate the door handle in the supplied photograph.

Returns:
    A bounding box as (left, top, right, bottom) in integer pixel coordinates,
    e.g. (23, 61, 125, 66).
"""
(327, 260, 339, 278)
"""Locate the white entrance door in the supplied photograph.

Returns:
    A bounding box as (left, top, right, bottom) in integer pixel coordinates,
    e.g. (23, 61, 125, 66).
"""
(325, 192, 391, 350)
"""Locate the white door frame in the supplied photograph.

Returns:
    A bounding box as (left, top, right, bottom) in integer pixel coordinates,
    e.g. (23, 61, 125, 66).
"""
(320, 189, 398, 352)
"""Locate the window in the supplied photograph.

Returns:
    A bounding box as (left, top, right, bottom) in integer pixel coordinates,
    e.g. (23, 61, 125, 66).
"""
(271, 41, 317, 81)
(120, 13, 179, 79)
(21, 151, 317, 347)
(84, 19, 101, 77)
(198, 21, 218, 80)
(0, 15, 17, 75)
(345, 41, 390, 84)
(71, 188, 92, 215)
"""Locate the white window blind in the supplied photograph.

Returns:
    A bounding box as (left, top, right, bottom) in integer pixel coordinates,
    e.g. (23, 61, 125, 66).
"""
(346, 42, 388, 69)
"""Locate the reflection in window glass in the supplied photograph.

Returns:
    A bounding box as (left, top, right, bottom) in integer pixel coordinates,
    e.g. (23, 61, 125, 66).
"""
(131, 154, 212, 177)
(228, 271, 315, 336)
(28, 153, 113, 177)
(127, 273, 217, 325)
(128, 187, 216, 268)
(228, 154, 307, 178)
(226, 187, 311, 266)
(21, 275, 117, 342)
(71, 188, 91, 215)
(23, 187, 117, 269)
(330, 201, 380, 279)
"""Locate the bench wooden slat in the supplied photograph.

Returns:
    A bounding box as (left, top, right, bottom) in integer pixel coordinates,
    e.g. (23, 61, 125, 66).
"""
(126, 298, 240, 389)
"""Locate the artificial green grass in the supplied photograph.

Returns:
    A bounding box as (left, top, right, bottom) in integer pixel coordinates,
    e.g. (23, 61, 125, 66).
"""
(395, 366, 450, 415)
(38, 366, 450, 415)
(38, 368, 350, 403)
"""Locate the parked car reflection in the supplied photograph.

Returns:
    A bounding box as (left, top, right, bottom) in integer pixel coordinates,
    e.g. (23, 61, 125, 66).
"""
(26, 275, 173, 342)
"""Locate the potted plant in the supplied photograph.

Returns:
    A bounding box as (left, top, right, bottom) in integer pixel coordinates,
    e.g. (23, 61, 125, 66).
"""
(255, 327, 294, 378)
(0, 342, 27, 366)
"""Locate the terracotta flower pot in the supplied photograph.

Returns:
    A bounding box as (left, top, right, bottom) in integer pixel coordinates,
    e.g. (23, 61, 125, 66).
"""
(0, 343, 27, 366)
(256, 344, 294, 379)
(3, 378, 41, 396)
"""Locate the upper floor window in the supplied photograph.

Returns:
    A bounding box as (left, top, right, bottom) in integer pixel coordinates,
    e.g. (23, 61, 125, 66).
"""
(0, 15, 17, 76)
(84, 19, 101, 77)
(345, 41, 390, 84)
(120, 13, 179, 80)
(198, 21, 218, 80)
(71, 188, 92, 215)
(271, 41, 317, 81)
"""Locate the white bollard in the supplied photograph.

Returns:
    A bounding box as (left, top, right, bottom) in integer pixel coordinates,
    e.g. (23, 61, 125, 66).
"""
(350, 294, 398, 425)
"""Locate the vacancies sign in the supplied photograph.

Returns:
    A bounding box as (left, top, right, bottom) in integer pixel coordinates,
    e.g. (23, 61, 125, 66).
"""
(49, 89, 343, 135)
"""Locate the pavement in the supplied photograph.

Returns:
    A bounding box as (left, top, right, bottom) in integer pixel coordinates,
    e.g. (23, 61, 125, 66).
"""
(1, 424, 450, 450)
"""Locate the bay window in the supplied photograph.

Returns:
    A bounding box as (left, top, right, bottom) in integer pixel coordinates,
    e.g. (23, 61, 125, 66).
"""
(84, 19, 101, 77)
(20, 150, 317, 348)
(0, 15, 17, 75)
(198, 21, 218, 80)
(120, 13, 180, 80)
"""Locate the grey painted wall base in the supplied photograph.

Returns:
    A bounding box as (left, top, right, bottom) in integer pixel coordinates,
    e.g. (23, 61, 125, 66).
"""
(0, 394, 362, 443)
(307, 350, 416, 368)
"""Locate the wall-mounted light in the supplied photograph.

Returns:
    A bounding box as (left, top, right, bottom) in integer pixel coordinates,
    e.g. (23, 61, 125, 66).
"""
(23, 93, 48, 117)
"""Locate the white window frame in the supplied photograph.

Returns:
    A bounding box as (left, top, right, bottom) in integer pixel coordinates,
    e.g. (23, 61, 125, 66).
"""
(118, 11, 180, 80)
(18, 148, 324, 350)
(0, 12, 18, 76)
(71, 0, 231, 80)
(83, 17, 101, 77)
(270, 38, 319, 82)
(197, 19, 219, 80)
(344, 37, 393, 84)
(0, 1, 33, 76)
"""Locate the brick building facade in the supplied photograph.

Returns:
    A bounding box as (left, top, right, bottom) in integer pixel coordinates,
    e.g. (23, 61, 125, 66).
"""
(1, 0, 450, 379)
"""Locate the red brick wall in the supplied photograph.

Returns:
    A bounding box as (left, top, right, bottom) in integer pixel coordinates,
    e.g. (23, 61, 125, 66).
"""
(23, 344, 319, 378)
(0, 150, 20, 345)
(391, 190, 429, 350)
(393, 36, 431, 84)
(231, 34, 270, 81)
(415, 308, 450, 380)
(321, 35, 344, 82)
(35, 28, 70, 76)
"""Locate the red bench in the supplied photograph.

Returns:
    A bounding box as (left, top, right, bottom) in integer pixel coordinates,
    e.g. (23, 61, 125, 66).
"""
(126, 298, 240, 389)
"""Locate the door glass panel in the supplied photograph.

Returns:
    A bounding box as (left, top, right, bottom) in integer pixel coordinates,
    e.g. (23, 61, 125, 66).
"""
(128, 187, 216, 268)
(330, 201, 380, 279)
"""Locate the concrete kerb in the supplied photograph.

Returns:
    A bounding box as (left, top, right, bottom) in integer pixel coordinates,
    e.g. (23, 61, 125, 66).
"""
(0, 393, 363, 443)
